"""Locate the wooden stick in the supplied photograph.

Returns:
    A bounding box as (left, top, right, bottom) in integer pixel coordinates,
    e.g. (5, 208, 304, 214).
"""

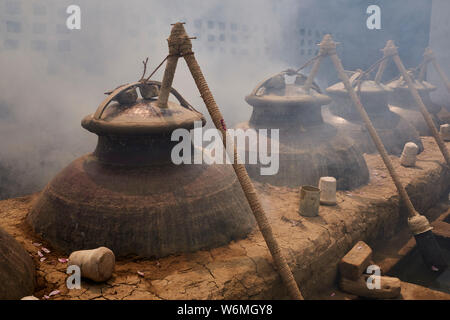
(303, 55, 323, 93)
(157, 24, 186, 108)
(388, 43, 450, 166)
(168, 22, 304, 300)
(374, 41, 394, 84)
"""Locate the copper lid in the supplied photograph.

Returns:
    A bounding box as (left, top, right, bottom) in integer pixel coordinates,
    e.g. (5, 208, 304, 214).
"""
(326, 71, 393, 97)
(386, 75, 437, 93)
(82, 80, 205, 135)
(246, 70, 332, 108)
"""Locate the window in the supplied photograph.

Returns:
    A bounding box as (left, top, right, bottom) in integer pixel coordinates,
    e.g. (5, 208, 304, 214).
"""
(33, 3, 47, 16)
(57, 40, 71, 52)
(219, 34, 225, 41)
(231, 35, 237, 43)
(56, 24, 69, 34)
(207, 21, 214, 29)
(4, 39, 19, 49)
(218, 22, 225, 30)
(5, 1, 21, 14)
(194, 19, 202, 28)
(207, 35, 215, 42)
(6, 21, 21, 33)
(231, 23, 237, 31)
(300, 28, 305, 36)
(32, 23, 46, 34)
(31, 40, 47, 51)
(300, 39, 304, 46)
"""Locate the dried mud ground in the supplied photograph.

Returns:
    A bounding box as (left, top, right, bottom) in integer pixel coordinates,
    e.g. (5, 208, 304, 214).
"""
(0, 137, 449, 300)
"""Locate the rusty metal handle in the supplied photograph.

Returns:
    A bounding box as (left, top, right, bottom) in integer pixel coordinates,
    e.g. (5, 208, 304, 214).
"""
(94, 80, 198, 120)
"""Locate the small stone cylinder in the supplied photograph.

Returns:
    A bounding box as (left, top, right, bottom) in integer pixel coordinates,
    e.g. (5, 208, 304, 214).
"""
(400, 142, 419, 167)
(21, 296, 39, 300)
(318, 177, 337, 205)
(440, 124, 450, 142)
(299, 185, 321, 217)
(68, 247, 115, 282)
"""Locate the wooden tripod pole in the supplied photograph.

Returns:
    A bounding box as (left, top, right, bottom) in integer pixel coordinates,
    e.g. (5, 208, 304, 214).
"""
(385, 42, 450, 166)
(374, 40, 394, 84)
(165, 23, 303, 300)
(304, 55, 323, 92)
(157, 24, 184, 108)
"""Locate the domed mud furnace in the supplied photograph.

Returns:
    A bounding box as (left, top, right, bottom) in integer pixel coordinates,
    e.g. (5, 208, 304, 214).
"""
(27, 81, 255, 258)
(237, 70, 369, 189)
(387, 73, 446, 136)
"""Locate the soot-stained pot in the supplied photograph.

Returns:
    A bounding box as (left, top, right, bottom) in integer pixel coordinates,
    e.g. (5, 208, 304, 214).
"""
(236, 71, 369, 190)
(27, 81, 255, 258)
(0, 227, 35, 299)
(387, 74, 444, 135)
(325, 73, 424, 156)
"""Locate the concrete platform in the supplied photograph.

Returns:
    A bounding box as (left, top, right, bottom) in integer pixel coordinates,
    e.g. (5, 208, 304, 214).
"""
(0, 137, 449, 300)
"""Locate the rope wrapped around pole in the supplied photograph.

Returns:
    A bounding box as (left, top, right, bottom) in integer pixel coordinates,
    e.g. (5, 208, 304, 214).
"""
(167, 22, 304, 300)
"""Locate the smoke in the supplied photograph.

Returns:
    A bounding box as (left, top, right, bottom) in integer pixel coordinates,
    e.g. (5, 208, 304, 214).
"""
(0, 0, 297, 198)
(0, 0, 444, 199)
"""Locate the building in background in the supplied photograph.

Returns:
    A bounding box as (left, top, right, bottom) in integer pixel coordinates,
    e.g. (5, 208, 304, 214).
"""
(285, 0, 433, 85)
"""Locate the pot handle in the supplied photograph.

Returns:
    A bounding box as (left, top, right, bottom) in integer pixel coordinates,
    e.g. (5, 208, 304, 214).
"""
(94, 80, 200, 120)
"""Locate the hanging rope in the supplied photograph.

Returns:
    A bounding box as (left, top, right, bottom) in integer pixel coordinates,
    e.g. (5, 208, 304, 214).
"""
(295, 55, 321, 73)
(145, 55, 169, 81)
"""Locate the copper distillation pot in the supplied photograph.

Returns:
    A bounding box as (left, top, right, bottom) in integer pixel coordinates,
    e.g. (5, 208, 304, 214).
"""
(236, 69, 369, 189)
(324, 71, 424, 156)
(27, 78, 256, 258)
(387, 70, 445, 136)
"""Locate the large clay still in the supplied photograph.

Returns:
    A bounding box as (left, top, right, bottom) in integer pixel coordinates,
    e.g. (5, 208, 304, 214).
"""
(27, 81, 255, 258)
(325, 71, 424, 156)
(236, 70, 369, 189)
(387, 72, 446, 135)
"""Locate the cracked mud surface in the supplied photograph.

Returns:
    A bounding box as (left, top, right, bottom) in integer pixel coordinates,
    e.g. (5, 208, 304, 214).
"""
(0, 137, 449, 300)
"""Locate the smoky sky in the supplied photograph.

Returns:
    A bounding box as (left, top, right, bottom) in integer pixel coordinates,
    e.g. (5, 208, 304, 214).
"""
(0, 0, 447, 199)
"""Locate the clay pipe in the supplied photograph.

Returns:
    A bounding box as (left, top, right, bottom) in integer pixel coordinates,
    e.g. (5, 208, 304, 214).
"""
(166, 22, 304, 300)
(385, 41, 450, 166)
(320, 35, 446, 270)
